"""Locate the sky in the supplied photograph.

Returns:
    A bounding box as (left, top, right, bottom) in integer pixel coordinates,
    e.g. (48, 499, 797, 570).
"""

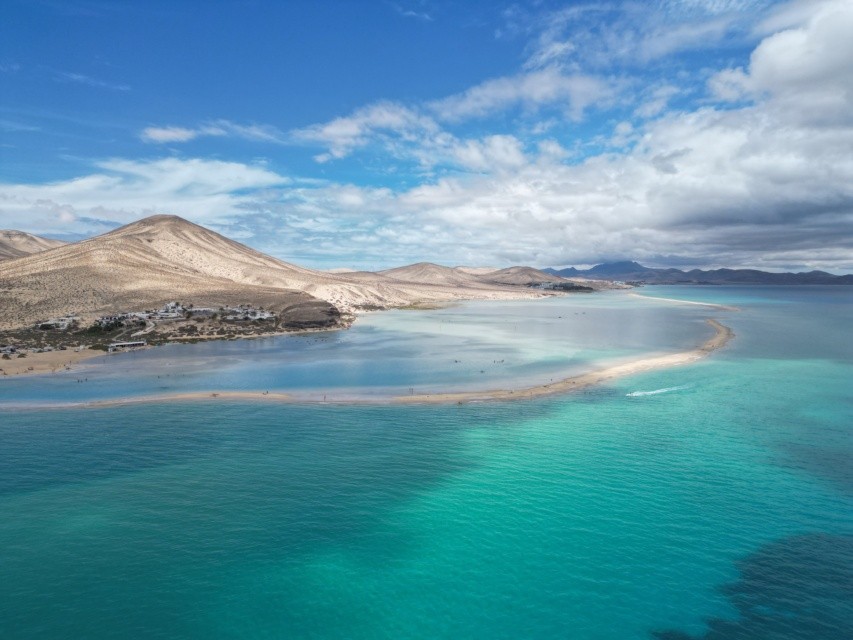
(1, 0, 852, 272)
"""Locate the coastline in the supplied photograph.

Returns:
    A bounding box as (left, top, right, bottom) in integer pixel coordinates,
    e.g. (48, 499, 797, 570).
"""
(6, 318, 734, 409)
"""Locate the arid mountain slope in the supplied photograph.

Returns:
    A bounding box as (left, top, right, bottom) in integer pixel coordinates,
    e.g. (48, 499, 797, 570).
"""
(479, 266, 565, 286)
(0, 216, 340, 330)
(0, 215, 548, 330)
(380, 262, 496, 288)
(454, 266, 499, 275)
(0, 231, 66, 260)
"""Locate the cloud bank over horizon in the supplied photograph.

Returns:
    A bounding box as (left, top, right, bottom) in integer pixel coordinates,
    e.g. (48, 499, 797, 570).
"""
(1, 0, 851, 272)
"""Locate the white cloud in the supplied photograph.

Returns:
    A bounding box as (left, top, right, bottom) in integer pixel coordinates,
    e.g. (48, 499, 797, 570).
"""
(55, 71, 130, 91)
(140, 120, 285, 144)
(429, 67, 615, 122)
(291, 101, 438, 161)
(451, 135, 527, 172)
(0, 158, 288, 232)
(291, 67, 616, 166)
(754, 0, 829, 34)
(709, 0, 853, 125)
(516, 1, 769, 73)
(140, 126, 215, 143)
(389, 2, 433, 21)
(707, 68, 751, 101)
(634, 85, 681, 118)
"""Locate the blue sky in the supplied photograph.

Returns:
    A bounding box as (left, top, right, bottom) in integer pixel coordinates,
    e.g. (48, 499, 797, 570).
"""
(2, 0, 852, 272)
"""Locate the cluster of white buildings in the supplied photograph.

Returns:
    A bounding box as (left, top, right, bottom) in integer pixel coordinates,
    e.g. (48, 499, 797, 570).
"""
(147, 302, 274, 321)
(35, 302, 277, 334)
(222, 305, 276, 321)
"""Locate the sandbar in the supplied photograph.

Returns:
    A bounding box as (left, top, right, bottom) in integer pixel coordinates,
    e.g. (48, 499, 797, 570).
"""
(629, 292, 739, 312)
(11, 319, 734, 410)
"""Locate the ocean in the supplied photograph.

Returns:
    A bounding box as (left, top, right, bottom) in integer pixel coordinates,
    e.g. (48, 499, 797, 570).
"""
(1, 286, 850, 639)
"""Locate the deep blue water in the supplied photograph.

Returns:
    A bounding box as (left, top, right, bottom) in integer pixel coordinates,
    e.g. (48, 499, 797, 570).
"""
(0, 286, 850, 639)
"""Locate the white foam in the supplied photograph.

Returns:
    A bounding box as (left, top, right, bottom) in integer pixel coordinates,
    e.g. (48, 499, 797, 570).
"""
(626, 385, 690, 397)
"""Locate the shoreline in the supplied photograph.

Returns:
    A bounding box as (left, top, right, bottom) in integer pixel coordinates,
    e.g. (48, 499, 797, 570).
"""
(0, 323, 352, 377)
(5, 318, 734, 410)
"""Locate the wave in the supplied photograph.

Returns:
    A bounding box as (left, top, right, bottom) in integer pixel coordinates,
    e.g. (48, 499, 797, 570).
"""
(626, 385, 690, 397)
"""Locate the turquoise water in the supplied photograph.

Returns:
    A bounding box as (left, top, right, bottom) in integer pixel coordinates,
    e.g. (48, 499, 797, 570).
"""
(1, 286, 851, 638)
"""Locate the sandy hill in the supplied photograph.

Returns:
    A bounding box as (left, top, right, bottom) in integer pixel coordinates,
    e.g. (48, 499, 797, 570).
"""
(479, 266, 565, 286)
(0, 230, 66, 261)
(0, 215, 342, 330)
(455, 266, 499, 275)
(0, 215, 548, 331)
(380, 262, 495, 288)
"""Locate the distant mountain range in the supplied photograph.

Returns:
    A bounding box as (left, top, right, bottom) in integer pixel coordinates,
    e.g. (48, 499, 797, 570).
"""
(544, 261, 853, 285)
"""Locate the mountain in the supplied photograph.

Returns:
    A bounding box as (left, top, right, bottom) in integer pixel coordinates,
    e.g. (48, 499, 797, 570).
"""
(0, 215, 551, 331)
(0, 230, 66, 260)
(478, 266, 565, 286)
(547, 262, 853, 285)
(380, 262, 498, 288)
(0, 215, 342, 330)
(454, 266, 500, 275)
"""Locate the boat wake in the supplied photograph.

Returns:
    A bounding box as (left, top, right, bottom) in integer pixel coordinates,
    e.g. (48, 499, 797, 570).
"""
(626, 385, 691, 397)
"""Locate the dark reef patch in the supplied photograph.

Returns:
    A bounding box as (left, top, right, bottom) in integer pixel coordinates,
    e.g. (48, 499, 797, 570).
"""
(653, 533, 853, 640)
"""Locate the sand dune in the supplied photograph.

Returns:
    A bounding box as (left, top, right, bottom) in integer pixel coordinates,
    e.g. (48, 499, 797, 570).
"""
(0, 230, 66, 261)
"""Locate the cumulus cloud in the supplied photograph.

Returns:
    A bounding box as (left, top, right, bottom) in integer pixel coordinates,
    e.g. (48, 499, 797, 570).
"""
(290, 101, 439, 161)
(450, 135, 528, 172)
(709, 0, 853, 127)
(291, 68, 616, 166)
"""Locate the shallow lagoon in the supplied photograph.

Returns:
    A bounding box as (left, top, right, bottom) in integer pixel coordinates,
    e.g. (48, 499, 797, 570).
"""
(1, 286, 851, 639)
(0, 290, 718, 406)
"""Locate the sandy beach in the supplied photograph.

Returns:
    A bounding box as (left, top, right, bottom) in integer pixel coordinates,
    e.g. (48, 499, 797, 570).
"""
(16, 318, 733, 410)
(0, 348, 106, 376)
